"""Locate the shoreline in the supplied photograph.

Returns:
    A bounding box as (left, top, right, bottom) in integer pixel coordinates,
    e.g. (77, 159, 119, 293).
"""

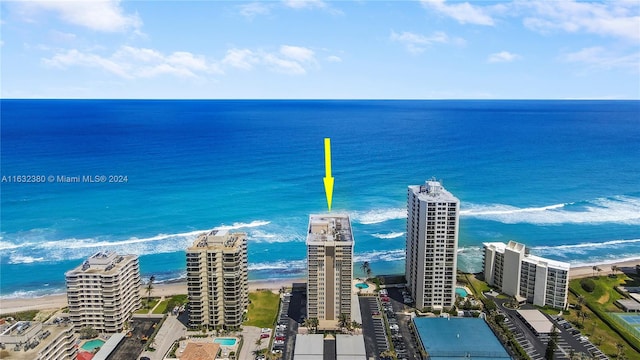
(0, 277, 305, 315)
(2, 257, 639, 315)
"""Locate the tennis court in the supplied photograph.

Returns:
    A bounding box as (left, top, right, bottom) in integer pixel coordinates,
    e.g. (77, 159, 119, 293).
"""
(609, 313, 640, 340)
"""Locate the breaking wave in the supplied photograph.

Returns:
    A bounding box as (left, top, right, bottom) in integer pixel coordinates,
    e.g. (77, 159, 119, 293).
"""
(371, 232, 405, 239)
(461, 196, 640, 225)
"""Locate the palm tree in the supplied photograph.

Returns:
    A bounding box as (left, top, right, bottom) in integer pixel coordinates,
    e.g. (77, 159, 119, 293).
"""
(146, 275, 155, 309)
(611, 265, 618, 276)
(592, 265, 597, 277)
(360, 261, 370, 279)
(308, 317, 319, 333)
(545, 325, 559, 360)
(338, 313, 349, 332)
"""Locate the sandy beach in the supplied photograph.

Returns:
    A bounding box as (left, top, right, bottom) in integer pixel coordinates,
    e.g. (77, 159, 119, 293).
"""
(568, 258, 640, 279)
(3, 257, 640, 315)
(0, 278, 305, 315)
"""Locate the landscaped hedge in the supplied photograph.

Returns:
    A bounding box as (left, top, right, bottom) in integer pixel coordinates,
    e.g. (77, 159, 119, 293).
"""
(568, 287, 640, 354)
(580, 278, 596, 293)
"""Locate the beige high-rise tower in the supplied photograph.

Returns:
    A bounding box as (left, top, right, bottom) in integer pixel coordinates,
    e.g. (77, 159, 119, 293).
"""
(306, 214, 354, 328)
(405, 180, 460, 310)
(186, 229, 248, 330)
(66, 252, 141, 332)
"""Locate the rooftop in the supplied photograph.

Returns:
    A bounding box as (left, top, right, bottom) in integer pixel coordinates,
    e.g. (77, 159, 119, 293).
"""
(484, 241, 571, 271)
(294, 334, 325, 359)
(66, 252, 136, 275)
(516, 309, 555, 334)
(413, 317, 510, 359)
(189, 229, 246, 249)
(180, 342, 220, 360)
(306, 214, 353, 244)
(0, 321, 75, 360)
(335, 334, 366, 359)
(409, 179, 459, 203)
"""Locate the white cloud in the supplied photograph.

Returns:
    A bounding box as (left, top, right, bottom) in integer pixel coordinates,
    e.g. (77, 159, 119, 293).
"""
(280, 45, 315, 62)
(221, 45, 317, 75)
(43, 46, 222, 79)
(239, 2, 271, 19)
(421, 0, 494, 26)
(327, 55, 342, 63)
(562, 47, 640, 71)
(390, 30, 453, 53)
(222, 48, 260, 70)
(263, 54, 306, 74)
(282, 0, 326, 10)
(487, 51, 521, 63)
(18, 0, 142, 33)
(522, 0, 640, 41)
(43, 44, 319, 79)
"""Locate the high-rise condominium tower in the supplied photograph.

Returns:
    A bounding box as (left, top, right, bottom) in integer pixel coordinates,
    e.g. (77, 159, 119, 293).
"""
(66, 252, 141, 332)
(306, 214, 354, 328)
(406, 180, 460, 310)
(186, 229, 248, 330)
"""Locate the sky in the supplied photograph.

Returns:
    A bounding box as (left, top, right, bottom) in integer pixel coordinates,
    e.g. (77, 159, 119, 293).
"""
(1, 0, 639, 99)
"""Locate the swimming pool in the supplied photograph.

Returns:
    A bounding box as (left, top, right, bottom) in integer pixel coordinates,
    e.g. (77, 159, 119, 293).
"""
(81, 339, 105, 351)
(355, 282, 369, 289)
(214, 337, 238, 346)
(456, 287, 469, 298)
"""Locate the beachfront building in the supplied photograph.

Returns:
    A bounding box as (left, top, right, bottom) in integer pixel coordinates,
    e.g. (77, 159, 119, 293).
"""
(186, 229, 248, 330)
(306, 214, 354, 329)
(405, 179, 460, 310)
(65, 252, 141, 333)
(0, 320, 78, 360)
(483, 241, 570, 309)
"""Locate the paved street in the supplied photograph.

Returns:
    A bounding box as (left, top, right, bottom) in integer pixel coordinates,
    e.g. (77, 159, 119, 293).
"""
(138, 315, 187, 360)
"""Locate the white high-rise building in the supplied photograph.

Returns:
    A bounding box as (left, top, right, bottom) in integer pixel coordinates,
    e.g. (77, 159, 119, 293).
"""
(306, 214, 354, 328)
(405, 180, 460, 310)
(483, 241, 570, 309)
(66, 252, 141, 332)
(186, 230, 248, 330)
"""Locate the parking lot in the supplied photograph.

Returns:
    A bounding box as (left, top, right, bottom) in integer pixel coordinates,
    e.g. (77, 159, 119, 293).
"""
(106, 317, 161, 360)
(271, 284, 304, 360)
(493, 296, 608, 360)
(384, 286, 422, 360)
(359, 295, 388, 358)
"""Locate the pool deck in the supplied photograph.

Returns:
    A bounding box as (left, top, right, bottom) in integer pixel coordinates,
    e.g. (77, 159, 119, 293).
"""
(353, 279, 375, 295)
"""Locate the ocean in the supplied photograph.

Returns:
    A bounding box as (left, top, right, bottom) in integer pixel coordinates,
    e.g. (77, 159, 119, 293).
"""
(1, 100, 639, 298)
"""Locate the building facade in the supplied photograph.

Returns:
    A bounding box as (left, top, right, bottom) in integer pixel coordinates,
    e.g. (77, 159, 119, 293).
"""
(186, 229, 248, 330)
(66, 252, 141, 333)
(306, 214, 354, 328)
(405, 180, 460, 310)
(483, 241, 570, 309)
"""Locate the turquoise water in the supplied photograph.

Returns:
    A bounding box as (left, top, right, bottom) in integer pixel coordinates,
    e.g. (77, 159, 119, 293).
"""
(81, 339, 105, 351)
(456, 287, 469, 298)
(355, 283, 369, 289)
(214, 337, 237, 346)
(2, 100, 639, 298)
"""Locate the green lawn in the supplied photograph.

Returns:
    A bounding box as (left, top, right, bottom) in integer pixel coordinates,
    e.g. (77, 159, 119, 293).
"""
(244, 290, 280, 328)
(567, 274, 640, 358)
(464, 273, 490, 298)
(136, 298, 160, 314)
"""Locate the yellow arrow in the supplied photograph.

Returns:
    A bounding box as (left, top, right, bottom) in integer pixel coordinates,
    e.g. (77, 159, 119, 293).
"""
(323, 138, 334, 212)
